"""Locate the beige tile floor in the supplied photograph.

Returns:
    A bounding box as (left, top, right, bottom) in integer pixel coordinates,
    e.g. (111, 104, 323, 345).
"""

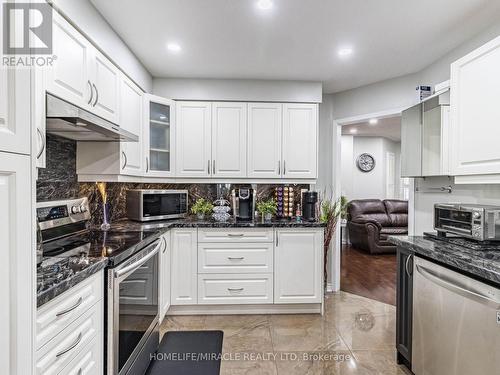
(160, 291, 411, 375)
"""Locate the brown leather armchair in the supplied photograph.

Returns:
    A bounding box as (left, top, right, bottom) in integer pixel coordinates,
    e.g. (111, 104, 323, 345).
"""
(347, 199, 408, 254)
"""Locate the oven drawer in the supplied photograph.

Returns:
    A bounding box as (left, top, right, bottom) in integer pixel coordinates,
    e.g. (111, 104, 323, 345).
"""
(37, 272, 103, 350)
(198, 243, 273, 274)
(36, 300, 102, 375)
(58, 334, 102, 375)
(198, 228, 274, 243)
(198, 273, 273, 304)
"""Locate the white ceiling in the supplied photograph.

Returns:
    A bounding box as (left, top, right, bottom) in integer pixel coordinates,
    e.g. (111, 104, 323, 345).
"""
(91, 0, 500, 93)
(342, 116, 401, 142)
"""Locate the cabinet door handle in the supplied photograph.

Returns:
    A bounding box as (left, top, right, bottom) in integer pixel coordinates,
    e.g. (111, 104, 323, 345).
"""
(212, 160, 216, 174)
(227, 257, 245, 260)
(207, 160, 211, 175)
(278, 160, 281, 175)
(92, 83, 98, 107)
(405, 254, 413, 277)
(87, 80, 93, 105)
(37, 128, 46, 159)
(55, 297, 83, 317)
(283, 160, 286, 175)
(227, 233, 244, 237)
(162, 237, 167, 254)
(227, 288, 244, 292)
(146, 157, 149, 173)
(276, 234, 279, 247)
(121, 151, 127, 170)
(56, 332, 82, 358)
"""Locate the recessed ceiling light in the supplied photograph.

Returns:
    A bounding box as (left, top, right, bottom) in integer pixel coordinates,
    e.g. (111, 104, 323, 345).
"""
(369, 118, 378, 125)
(167, 43, 181, 53)
(257, 0, 273, 10)
(350, 128, 358, 134)
(338, 47, 353, 57)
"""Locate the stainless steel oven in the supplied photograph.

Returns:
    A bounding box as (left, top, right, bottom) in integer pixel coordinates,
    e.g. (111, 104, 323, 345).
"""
(107, 238, 163, 375)
(126, 189, 188, 221)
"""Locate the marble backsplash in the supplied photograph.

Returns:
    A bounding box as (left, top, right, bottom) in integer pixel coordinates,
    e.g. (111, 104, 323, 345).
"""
(37, 135, 309, 226)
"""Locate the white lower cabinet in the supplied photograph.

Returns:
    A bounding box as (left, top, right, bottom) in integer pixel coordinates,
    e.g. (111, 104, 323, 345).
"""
(168, 227, 323, 312)
(159, 232, 171, 322)
(198, 273, 273, 305)
(36, 272, 103, 375)
(274, 229, 323, 304)
(171, 229, 198, 305)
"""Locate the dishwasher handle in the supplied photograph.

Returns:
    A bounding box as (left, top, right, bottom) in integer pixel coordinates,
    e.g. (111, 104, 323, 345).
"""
(416, 264, 500, 309)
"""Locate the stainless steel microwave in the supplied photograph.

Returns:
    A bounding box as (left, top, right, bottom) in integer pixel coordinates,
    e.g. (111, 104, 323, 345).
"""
(434, 203, 500, 241)
(126, 190, 188, 221)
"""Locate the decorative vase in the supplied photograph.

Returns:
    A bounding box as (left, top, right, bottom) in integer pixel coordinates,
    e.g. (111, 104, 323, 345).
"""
(100, 203, 111, 231)
(197, 213, 205, 221)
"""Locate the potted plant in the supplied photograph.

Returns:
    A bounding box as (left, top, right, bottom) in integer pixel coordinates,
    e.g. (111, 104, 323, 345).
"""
(191, 198, 214, 220)
(256, 199, 277, 223)
(320, 194, 348, 285)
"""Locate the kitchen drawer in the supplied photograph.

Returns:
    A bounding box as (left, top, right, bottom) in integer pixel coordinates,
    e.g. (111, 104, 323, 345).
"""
(198, 243, 273, 274)
(198, 228, 274, 243)
(36, 300, 102, 375)
(37, 272, 103, 350)
(198, 273, 273, 304)
(58, 334, 102, 375)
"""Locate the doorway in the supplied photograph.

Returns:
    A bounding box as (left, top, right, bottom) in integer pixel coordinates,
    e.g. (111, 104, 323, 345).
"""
(335, 111, 407, 306)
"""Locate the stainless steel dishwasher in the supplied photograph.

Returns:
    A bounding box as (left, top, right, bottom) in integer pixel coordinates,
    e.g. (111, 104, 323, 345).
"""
(412, 257, 500, 375)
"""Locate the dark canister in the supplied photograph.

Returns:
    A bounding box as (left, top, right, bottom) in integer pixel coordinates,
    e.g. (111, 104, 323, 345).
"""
(302, 191, 318, 221)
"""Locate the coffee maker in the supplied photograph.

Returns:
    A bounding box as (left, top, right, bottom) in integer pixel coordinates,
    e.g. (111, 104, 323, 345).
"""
(302, 191, 318, 222)
(231, 187, 256, 221)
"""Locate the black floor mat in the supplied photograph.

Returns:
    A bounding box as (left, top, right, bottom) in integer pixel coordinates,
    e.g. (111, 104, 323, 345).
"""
(146, 331, 223, 375)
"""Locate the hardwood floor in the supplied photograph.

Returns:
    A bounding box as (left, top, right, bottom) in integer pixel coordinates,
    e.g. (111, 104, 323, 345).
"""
(340, 244, 397, 306)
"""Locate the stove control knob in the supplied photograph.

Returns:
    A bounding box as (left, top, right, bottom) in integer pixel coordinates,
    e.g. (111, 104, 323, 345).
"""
(71, 206, 81, 214)
(79, 204, 88, 213)
(473, 211, 481, 220)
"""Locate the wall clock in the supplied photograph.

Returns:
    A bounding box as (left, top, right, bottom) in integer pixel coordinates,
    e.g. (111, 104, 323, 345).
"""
(356, 153, 376, 172)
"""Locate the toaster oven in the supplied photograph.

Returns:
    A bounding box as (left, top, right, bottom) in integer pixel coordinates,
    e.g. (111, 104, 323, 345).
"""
(434, 203, 500, 241)
(126, 190, 188, 221)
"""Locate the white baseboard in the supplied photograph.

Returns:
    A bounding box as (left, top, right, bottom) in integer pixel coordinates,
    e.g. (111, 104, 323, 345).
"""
(167, 303, 322, 315)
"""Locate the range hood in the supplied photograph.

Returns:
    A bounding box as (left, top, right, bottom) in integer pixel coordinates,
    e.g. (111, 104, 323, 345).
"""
(46, 93, 138, 142)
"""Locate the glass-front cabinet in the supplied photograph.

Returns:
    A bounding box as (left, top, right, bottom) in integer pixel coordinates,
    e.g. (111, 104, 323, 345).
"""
(144, 94, 175, 176)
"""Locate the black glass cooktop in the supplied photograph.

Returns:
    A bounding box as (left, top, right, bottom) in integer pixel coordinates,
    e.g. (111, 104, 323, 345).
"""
(42, 229, 160, 266)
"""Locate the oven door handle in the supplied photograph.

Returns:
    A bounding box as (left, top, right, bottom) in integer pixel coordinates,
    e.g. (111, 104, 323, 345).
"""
(114, 240, 160, 278)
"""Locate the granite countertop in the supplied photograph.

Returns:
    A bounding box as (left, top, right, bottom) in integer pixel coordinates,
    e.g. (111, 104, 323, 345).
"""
(37, 256, 107, 307)
(38, 217, 325, 307)
(108, 217, 326, 231)
(389, 235, 500, 286)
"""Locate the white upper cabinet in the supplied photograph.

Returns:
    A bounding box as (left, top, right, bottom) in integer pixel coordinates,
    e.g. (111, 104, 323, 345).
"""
(274, 229, 323, 304)
(450, 35, 500, 176)
(46, 12, 93, 110)
(120, 76, 144, 176)
(144, 94, 175, 177)
(89, 50, 120, 124)
(0, 3, 31, 156)
(46, 13, 120, 124)
(247, 103, 282, 178)
(211, 102, 247, 178)
(282, 104, 318, 179)
(176, 101, 212, 177)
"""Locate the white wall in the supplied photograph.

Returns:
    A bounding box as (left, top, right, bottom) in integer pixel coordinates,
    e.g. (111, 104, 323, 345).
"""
(340, 136, 401, 201)
(153, 78, 322, 103)
(316, 94, 334, 194)
(52, 0, 152, 91)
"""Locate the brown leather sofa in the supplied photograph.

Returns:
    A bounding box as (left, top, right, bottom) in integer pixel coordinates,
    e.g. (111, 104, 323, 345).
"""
(347, 199, 408, 254)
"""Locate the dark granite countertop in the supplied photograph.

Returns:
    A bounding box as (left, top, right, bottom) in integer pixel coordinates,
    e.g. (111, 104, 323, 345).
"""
(108, 217, 326, 231)
(389, 235, 500, 286)
(38, 217, 324, 307)
(37, 256, 107, 307)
